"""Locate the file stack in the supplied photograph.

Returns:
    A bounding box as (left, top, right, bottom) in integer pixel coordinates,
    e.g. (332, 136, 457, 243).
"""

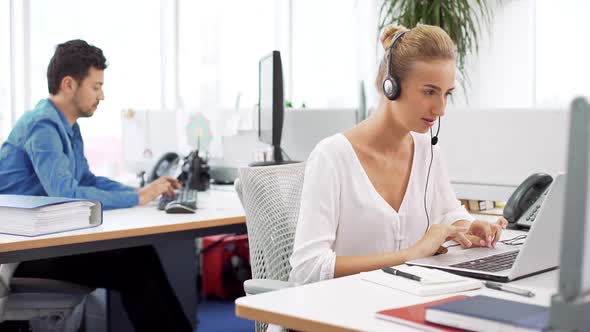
(0, 195, 103, 236)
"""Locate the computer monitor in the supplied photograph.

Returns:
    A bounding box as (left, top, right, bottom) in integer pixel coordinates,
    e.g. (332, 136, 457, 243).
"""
(253, 50, 290, 166)
(549, 97, 590, 330)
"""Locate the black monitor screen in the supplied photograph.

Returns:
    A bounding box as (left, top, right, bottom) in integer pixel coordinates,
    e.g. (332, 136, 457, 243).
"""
(254, 51, 288, 166)
(258, 54, 274, 145)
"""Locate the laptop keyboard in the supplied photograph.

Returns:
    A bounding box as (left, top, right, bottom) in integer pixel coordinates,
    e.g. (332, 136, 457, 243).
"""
(450, 250, 520, 272)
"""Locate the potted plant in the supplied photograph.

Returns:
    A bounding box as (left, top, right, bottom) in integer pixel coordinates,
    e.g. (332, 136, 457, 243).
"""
(378, 0, 499, 90)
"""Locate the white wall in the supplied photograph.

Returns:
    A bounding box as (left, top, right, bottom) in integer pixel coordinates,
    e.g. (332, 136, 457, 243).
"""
(450, 0, 534, 109)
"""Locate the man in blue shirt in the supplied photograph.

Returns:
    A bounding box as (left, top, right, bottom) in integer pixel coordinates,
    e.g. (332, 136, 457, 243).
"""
(0, 40, 192, 331)
(0, 51, 178, 209)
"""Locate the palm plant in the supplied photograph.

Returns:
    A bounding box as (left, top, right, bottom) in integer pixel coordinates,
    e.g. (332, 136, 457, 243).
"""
(378, 0, 498, 90)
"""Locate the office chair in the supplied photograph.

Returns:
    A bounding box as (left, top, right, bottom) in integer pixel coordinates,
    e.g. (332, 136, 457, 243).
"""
(0, 262, 92, 332)
(235, 162, 306, 332)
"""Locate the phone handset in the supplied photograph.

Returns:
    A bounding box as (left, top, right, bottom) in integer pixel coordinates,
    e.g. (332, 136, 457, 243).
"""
(147, 152, 180, 183)
(503, 173, 553, 229)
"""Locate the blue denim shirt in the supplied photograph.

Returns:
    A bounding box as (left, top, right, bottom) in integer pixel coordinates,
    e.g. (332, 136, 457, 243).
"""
(0, 99, 139, 210)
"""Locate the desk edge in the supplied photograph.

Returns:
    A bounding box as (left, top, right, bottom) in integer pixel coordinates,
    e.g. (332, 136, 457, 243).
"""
(0, 216, 245, 253)
(235, 300, 361, 332)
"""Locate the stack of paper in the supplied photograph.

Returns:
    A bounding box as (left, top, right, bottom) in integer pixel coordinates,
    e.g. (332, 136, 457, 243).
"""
(0, 195, 103, 236)
(361, 265, 482, 296)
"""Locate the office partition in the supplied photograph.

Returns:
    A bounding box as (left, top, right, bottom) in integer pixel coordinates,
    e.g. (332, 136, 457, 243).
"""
(549, 97, 590, 331)
(440, 109, 569, 201)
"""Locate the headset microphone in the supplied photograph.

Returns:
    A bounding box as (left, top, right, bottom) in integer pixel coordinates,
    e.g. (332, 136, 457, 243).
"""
(424, 116, 441, 234)
(430, 118, 441, 145)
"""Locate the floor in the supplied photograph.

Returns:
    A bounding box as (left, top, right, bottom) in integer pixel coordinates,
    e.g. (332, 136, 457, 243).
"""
(197, 298, 254, 332)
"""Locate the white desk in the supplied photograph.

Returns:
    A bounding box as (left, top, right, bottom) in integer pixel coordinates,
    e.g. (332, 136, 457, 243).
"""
(0, 188, 246, 331)
(235, 230, 557, 332)
(0, 188, 245, 263)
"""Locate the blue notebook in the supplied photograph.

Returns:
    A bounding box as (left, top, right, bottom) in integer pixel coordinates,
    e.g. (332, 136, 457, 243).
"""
(425, 295, 548, 332)
(0, 195, 103, 236)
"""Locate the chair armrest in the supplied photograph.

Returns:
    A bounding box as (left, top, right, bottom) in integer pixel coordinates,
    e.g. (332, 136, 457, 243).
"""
(0, 263, 20, 322)
(0, 263, 20, 296)
(244, 279, 289, 295)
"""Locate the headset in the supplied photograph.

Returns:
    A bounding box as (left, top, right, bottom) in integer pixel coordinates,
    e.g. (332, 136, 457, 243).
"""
(382, 29, 442, 234)
(382, 30, 408, 101)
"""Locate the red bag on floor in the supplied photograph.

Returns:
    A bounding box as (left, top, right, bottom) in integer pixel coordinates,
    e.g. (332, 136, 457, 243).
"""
(200, 234, 251, 300)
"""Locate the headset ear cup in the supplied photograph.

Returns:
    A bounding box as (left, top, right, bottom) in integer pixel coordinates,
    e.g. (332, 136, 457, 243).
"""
(383, 78, 393, 100)
(382, 30, 408, 101)
(383, 76, 401, 101)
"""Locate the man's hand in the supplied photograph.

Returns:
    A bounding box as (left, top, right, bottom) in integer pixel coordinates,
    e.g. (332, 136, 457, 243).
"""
(407, 224, 469, 260)
(137, 176, 181, 205)
(451, 218, 509, 248)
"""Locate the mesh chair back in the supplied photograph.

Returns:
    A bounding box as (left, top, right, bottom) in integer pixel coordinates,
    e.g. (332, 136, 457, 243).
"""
(235, 162, 306, 282)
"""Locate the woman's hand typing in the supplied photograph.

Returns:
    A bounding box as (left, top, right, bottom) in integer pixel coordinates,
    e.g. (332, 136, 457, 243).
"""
(450, 218, 509, 248)
(407, 224, 469, 260)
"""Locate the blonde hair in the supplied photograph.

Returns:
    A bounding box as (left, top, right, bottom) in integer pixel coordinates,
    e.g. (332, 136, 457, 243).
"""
(375, 24, 456, 92)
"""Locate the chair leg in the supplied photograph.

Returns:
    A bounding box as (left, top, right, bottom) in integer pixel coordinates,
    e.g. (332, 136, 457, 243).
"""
(256, 321, 268, 332)
(30, 302, 85, 332)
(259, 322, 292, 332)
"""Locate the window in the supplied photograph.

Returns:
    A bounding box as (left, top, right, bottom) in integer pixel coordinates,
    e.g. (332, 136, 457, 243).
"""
(535, 0, 590, 107)
(452, 0, 590, 109)
(451, 1, 535, 109)
(5, 0, 587, 174)
(177, 0, 284, 157)
(291, 0, 360, 108)
(0, 1, 10, 140)
(178, 0, 282, 111)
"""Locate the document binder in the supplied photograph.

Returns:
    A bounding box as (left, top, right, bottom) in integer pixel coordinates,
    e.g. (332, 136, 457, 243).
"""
(0, 195, 102, 236)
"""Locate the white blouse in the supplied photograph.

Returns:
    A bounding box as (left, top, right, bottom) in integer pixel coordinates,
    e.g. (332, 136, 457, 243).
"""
(288, 132, 474, 286)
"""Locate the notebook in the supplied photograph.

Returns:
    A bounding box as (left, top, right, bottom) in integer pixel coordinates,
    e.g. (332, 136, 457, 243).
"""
(360, 265, 482, 296)
(376, 295, 469, 332)
(425, 295, 549, 332)
(0, 195, 103, 236)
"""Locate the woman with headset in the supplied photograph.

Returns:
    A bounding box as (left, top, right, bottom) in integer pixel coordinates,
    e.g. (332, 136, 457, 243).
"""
(289, 24, 508, 285)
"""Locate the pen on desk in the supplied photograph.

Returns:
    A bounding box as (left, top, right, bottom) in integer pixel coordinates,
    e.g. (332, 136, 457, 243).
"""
(381, 267, 422, 282)
(484, 281, 535, 297)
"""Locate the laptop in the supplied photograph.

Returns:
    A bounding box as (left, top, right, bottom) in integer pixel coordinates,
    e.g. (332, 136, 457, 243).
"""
(407, 172, 566, 282)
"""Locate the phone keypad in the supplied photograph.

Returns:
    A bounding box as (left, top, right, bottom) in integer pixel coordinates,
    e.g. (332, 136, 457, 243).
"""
(526, 204, 541, 223)
(522, 188, 550, 226)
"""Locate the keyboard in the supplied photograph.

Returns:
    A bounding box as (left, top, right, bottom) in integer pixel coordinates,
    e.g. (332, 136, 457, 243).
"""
(158, 188, 198, 213)
(450, 250, 520, 273)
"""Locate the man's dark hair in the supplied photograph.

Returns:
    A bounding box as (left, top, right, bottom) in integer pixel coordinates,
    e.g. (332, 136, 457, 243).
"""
(47, 39, 107, 95)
